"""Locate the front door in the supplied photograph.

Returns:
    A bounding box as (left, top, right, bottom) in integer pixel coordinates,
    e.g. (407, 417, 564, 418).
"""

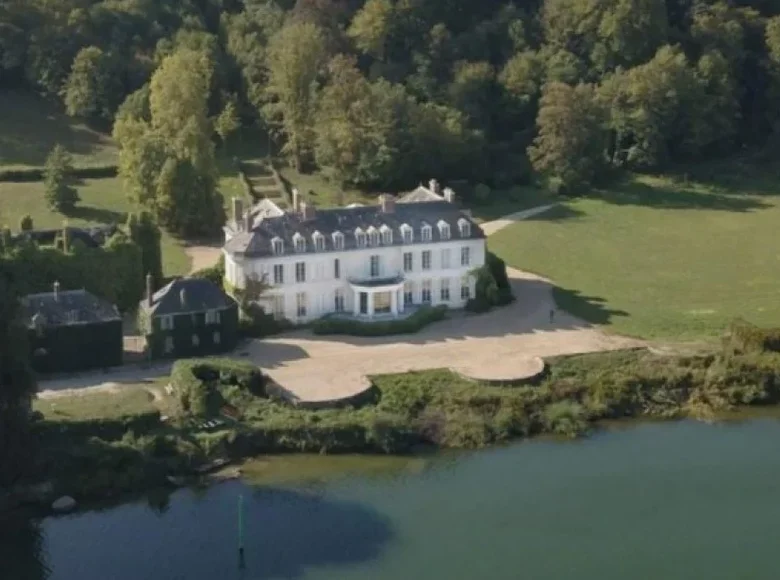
(359, 292, 368, 315)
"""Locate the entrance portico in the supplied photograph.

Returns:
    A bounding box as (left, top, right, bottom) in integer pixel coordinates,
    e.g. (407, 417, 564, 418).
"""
(349, 275, 406, 319)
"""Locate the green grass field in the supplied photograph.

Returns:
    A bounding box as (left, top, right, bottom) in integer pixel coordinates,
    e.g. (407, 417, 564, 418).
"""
(488, 168, 780, 341)
(34, 386, 158, 422)
(0, 90, 118, 170)
(0, 177, 192, 276)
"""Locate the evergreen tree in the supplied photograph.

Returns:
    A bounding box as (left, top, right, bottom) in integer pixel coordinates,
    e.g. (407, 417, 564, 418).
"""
(127, 211, 163, 290)
(43, 145, 79, 213)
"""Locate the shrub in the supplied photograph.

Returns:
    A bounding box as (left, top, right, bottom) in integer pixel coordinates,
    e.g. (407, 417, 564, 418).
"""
(723, 318, 780, 354)
(542, 401, 588, 438)
(467, 251, 514, 313)
(311, 305, 448, 336)
(19, 215, 33, 231)
(43, 145, 79, 212)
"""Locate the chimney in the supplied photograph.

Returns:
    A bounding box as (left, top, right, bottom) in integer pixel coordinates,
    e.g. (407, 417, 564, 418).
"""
(443, 187, 456, 204)
(292, 188, 300, 213)
(300, 201, 316, 221)
(243, 210, 252, 232)
(231, 197, 243, 229)
(53, 280, 60, 301)
(380, 194, 395, 213)
(428, 179, 440, 194)
(146, 273, 154, 308)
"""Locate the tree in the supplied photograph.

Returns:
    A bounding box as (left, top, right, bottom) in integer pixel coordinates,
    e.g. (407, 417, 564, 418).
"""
(528, 82, 606, 192)
(448, 61, 497, 131)
(63, 46, 122, 121)
(18, 215, 32, 232)
(127, 211, 163, 290)
(265, 21, 328, 170)
(347, 0, 395, 61)
(0, 257, 36, 490)
(215, 98, 241, 147)
(43, 145, 79, 212)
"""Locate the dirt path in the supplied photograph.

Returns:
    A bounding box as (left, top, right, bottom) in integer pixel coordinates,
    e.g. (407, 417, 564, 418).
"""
(184, 244, 222, 275)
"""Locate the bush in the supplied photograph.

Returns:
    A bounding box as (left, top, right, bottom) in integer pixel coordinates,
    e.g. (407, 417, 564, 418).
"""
(191, 254, 225, 286)
(19, 215, 33, 231)
(723, 319, 780, 354)
(467, 251, 514, 313)
(311, 305, 448, 336)
(542, 401, 588, 438)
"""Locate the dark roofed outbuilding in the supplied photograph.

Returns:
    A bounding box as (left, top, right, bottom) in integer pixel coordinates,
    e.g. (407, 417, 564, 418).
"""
(139, 277, 239, 360)
(22, 284, 123, 373)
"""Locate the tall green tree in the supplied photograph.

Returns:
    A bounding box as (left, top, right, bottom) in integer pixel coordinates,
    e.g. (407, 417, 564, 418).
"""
(63, 45, 122, 121)
(529, 81, 606, 192)
(265, 21, 328, 170)
(127, 211, 163, 290)
(43, 144, 79, 212)
(347, 0, 395, 61)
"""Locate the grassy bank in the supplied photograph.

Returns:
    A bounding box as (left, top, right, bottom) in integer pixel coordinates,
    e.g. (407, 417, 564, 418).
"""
(488, 165, 780, 341)
(27, 326, 780, 504)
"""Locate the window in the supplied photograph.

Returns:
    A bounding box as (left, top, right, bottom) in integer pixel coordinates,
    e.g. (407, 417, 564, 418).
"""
(440, 278, 451, 301)
(461, 277, 471, 300)
(313, 231, 325, 251)
(355, 228, 367, 248)
(213, 331, 221, 344)
(438, 221, 451, 240)
(164, 336, 174, 353)
(332, 231, 345, 250)
(205, 309, 221, 325)
(271, 237, 284, 255)
(441, 248, 451, 269)
(370, 255, 380, 277)
(293, 233, 306, 253)
(421, 280, 432, 303)
(422, 250, 431, 271)
(334, 258, 341, 279)
(458, 218, 471, 238)
(296, 292, 307, 317)
(160, 315, 174, 331)
(334, 289, 345, 312)
(295, 262, 306, 283)
(380, 225, 393, 245)
(368, 227, 379, 246)
(192, 334, 200, 347)
(404, 282, 414, 306)
(272, 295, 285, 320)
(421, 223, 432, 242)
(401, 224, 413, 244)
(403, 252, 413, 273)
(273, 264, 284, 284)
(461, 246, 470, 267)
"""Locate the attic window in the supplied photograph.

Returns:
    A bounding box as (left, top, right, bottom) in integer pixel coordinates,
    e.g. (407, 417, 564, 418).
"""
(313, 231, 325, 252)
(367, 226, 379, 247)
(421, 223, 432, 242)
(271, 237, 284, 255)
(355, 228, 367, 248)
(400, 224, 413, 244)
(332, 231, 345, 251)
(293, 233, 306, 253)
(458, 218, 471, 238)
(380, 225, 393, 245)
(438, 221, 451, 241)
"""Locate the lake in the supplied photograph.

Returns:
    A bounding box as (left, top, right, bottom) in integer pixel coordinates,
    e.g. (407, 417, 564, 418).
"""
(5, 419, 780, 580)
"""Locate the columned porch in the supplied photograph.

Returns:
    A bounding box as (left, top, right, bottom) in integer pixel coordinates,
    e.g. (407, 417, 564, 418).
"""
(348, 274, 405, 320)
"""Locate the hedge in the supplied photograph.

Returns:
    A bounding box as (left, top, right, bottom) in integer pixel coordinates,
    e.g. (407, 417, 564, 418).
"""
(0, 164, 118, 183)
(723, 319, 780, 354)
(311, 305, 448, 336)
(36, 411, 161, 441)
(466, 250, 514, 313)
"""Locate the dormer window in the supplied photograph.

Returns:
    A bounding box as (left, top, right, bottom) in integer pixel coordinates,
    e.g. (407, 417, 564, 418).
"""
(400, 224, 413, 244)
(421, 222, 432, 242)
(438, 220, 451, 240)
(367, 226, 379, 247)
(332, 231, 345, 251)
(271, 237, 284, 255)
(458, 218, 471, 238)
(355, 227, 367, 248)
(313, 231, 325, 252)
(380, 224, 393, 245)
(293, 233, 306, 253)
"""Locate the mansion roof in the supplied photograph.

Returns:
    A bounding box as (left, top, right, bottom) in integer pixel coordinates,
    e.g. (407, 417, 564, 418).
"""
(224, 199, 484, 259)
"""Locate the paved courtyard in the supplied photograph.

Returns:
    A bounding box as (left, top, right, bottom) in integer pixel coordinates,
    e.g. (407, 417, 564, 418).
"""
(39, 205, 644, 402)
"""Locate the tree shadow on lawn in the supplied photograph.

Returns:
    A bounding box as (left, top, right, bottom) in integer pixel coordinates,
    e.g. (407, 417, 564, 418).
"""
(63, 204, 125, 225)
(521, 204, 585, 222)
(552, 287, 630, 326)
(592, 178, 771, 212)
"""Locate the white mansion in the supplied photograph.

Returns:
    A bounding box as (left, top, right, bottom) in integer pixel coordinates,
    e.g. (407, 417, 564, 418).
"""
(222, 180, 486, 322)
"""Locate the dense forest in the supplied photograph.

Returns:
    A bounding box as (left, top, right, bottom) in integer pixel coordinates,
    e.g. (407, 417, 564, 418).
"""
(3, 0, 780, 194)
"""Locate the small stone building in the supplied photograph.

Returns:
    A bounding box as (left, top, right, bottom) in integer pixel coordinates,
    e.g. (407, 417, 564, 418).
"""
(139, 276, 239, 360)
(22, 283, 123, 373)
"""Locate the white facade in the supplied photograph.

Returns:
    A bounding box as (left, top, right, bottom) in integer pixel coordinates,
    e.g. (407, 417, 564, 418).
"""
(224, 237, 485, 322)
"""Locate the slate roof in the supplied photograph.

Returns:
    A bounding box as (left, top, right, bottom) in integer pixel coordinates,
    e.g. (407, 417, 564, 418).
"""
(141, 278, 236, 316)
(224, 199, 483, 258)
(225, 198, 285, 234)
(22, 289, 121, 328)
(397, 185, 444, 203)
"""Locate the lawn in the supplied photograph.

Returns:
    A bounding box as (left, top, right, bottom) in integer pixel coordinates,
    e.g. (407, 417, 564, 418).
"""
(34, 385, 159, 422)
(277, 166, 375, 208)
(488, 168, 780, 341)
(0, 90, 117, 170)
(0, 177, 191, 277)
